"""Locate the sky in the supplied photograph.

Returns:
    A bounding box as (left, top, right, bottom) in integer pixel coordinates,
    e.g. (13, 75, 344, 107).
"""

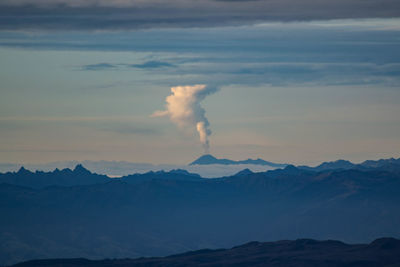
(0, 1, 400, 165)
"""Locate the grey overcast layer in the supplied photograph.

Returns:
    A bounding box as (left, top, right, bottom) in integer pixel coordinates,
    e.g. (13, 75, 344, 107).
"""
(0, 0, 400, 31)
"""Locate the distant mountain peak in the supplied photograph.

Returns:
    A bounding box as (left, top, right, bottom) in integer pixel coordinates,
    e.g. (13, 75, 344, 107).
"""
(192, 154, 217, 162)
(189, 154, 287, 167)
(313, 159, 355, 171)
(17, 166, 31, 175)
(73, 164, 91, 174)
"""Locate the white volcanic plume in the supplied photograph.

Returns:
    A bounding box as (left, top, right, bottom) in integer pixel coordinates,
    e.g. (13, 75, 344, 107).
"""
(152, 84, 218, 153)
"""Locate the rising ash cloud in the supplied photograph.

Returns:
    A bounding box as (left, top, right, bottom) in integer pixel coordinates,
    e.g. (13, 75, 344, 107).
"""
(0, 0, 399, 31)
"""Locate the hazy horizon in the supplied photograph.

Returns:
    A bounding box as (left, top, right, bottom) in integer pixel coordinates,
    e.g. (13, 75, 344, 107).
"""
(0, 153, 399, 166)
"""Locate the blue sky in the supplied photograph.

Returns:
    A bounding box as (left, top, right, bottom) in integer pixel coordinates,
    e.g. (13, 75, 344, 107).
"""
(0, 5, 400, 165)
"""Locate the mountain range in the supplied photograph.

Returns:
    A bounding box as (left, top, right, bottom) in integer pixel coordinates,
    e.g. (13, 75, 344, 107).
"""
(0, 157, 400, 265)
(298, 157, 400, 172)
(0, 158, 280, 178)
(2, 156, 398, 178)
(189, 154, 288, 167)
(12, 238, 400, 267)
(0, 165, 109, 189)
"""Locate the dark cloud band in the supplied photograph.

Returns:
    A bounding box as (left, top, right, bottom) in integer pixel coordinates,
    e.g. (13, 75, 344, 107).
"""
(0, 0, 400, 31)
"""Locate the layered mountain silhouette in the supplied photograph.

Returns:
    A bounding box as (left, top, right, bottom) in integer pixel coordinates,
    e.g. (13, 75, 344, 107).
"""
(298, 157, 400, 172)
(2, 157, 399, 178)
(12, 238, 400, 267)
(0, 166, 202, 189)
(0, 164, 109, 189)
(0, 158, 400, 265)
(190, 154, 287, 167)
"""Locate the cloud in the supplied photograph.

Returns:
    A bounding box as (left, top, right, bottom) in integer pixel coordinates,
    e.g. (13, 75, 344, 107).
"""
(0, 0, 399, 31)
(130, 61, 175, 69)
(79, 61, 175, 71)
(152, 84, 218, 153)
(82, 63, 116, 71)
(2, 19, 400, 88)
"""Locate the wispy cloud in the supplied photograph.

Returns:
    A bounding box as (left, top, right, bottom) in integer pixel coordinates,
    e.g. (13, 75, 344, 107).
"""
(82, 63, 116, 71)
(80, 61, 175, 71)
(130, 61, 175, 69)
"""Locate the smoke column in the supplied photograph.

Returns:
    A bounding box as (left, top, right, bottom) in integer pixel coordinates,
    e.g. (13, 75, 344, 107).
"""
(152, 84, 218, 153)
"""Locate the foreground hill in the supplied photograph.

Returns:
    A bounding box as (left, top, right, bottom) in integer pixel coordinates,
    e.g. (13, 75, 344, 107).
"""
(1, 160, 400, 265)
(12, 238, 400, 267)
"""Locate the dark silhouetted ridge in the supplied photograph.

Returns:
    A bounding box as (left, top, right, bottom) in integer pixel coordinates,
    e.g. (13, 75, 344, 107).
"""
(298, 159, 356, 171)
(0, 165, 109, 188)
(72, 164, 91, 175)
(17, 166, 31, 175)
(369, 237, 400, 250)
(11, 238, 400, 267)
(298, 157, 400, 173)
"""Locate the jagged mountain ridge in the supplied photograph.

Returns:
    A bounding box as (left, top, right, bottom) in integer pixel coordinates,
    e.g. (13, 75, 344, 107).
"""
(298, 157, 400, 172)
(0, 164, 109, 189)
(0, 165, 204, 188)
(1, 156, 400, 189)
(1, 156, 398, 177)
